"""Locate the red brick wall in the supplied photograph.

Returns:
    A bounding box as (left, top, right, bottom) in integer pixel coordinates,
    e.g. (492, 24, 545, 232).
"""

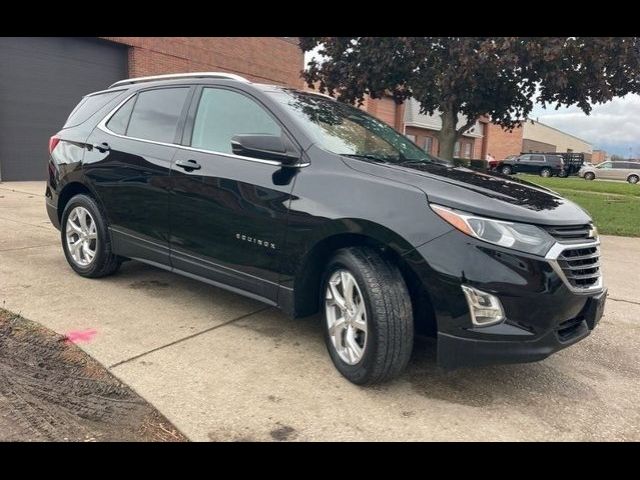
(364, 96, 403, 130)
(101, 37, 304, 88)
(591, 150, 607, 164)
(405, 126, 439, 154)
(485, 123, 523, 160)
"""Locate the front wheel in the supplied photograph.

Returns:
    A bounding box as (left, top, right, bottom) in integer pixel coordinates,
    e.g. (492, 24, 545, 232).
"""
(501, 165, 512, 175)
(584, 172, 595, 181)
(540, 167, 552, 178)
(628, 175, 639, 185)
(322, 247, 414, 385)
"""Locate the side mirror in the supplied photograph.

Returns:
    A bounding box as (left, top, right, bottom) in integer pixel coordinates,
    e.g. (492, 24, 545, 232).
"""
(231, 134, 300, 166)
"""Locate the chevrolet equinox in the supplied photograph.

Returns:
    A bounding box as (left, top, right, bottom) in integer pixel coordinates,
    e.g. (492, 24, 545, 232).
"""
(45, 72, 607, 384)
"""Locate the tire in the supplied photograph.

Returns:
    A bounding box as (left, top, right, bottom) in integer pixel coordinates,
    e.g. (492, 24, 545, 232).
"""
(628, 175, 639, 185)
(61, 194, 121, 278)
(558, 169, 568, 178)
(501, 165, 512, 175)
(321, 247, 414, 385)
(540, 167, 552, 178)
(584, 172, 595, 181)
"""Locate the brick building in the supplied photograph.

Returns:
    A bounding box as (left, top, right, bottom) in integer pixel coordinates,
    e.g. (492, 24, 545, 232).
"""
(0, 37, 304, 181)
(0, 36, 595, 180)
(102, 37, 304, 87)
(591, 150, 608, 164)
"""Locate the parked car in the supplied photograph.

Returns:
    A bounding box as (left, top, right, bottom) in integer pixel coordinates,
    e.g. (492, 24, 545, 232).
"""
(499, 153, 566, 177)
(45, 72, 606, 385)
(580, 161, 640, 184)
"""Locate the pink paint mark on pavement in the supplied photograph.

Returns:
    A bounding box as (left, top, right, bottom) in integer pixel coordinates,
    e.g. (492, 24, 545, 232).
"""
(64, 329, 98, 344)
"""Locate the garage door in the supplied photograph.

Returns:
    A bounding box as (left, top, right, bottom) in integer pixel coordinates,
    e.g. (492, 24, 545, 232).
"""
(0, 37, 128, 181)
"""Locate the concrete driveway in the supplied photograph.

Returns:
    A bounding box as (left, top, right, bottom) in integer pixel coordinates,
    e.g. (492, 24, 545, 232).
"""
(1, 181, 639, 441)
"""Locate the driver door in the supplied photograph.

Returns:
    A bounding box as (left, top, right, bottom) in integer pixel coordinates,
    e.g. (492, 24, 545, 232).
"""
(168, 86, 299, 303)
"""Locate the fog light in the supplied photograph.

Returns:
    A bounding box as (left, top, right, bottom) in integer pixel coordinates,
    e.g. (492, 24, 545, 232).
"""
(461, 285, 505, 327)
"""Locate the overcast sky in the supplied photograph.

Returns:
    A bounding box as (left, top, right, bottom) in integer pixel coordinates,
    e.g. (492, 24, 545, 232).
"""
(530, 96, 640, 158)
(303, 50, 639, 158)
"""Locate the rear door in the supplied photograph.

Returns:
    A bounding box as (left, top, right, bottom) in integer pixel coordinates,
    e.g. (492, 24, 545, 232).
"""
(84, 86, 193, 265)
(168, 85, 299, 303)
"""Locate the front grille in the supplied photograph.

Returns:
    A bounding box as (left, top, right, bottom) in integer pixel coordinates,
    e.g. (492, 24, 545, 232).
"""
(544, 224, 594, 243)
(557, 245, 601, 289)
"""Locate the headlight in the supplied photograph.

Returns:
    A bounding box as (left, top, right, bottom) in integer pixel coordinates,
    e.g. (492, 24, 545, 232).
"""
(431, 204, 556, 256)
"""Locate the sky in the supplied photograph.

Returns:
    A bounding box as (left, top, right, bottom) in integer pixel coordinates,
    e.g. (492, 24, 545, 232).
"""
(303, 49, 640, 158)
(530, 95, 640, 158)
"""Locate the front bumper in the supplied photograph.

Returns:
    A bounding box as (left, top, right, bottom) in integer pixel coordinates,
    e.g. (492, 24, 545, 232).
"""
(437, 289, 606, 368)
(404, 229, 606, 369)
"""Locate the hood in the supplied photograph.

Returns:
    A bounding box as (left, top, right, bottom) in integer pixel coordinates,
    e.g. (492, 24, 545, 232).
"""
(342, 158, 592, 226)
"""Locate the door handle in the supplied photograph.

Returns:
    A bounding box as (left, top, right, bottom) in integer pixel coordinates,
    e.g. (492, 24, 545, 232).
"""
(93, 142, 110, 153)
(175, 159, 201, 171)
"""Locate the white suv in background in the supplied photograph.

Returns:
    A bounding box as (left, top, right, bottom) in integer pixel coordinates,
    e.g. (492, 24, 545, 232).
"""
(580, 161, 640, 184)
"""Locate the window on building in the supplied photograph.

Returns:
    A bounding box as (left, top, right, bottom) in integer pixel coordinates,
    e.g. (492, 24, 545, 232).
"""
(454, 141, 461, 157)
(463, 142, 472, 159)
(192, 88, 282, 154)
(424, 136, 433, 154)
(406, 134, 416, 143)
(125, 88, 190, 143)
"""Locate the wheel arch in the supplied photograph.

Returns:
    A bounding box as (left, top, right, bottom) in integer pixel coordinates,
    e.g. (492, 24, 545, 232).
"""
(57, 181, 104, 223)
(627, 173, 639, 182)
(291, 220, 437, 335)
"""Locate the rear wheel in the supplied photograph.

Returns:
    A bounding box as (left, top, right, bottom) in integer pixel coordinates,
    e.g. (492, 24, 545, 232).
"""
(540, 167, 552, 178)
(628, 174, 639, 185)
(501, 165, 512, 175)
(321, 247, 414, 385)
(584, 172, 595, 181)
(61, 194, 121, 278)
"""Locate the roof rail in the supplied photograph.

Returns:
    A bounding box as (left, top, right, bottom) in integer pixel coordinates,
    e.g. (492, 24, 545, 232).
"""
(109, 72, 250, 88)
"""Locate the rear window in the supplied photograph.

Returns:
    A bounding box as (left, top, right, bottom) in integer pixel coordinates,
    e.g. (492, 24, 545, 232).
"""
(64, 90, 123, 128)
(125, 88, 189, 143)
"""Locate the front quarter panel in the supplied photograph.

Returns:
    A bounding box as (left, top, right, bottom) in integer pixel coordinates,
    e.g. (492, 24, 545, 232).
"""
(279, 147, 453, 287)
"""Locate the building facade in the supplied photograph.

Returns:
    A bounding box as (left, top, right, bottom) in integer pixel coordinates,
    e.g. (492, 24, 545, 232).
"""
(0, 36, 596, 180)
(591, 150, 608, 164)
(0, 37, 304, 181)
(522, 119, 593, 158)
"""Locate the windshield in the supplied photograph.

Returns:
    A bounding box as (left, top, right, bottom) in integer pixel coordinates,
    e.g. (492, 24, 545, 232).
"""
(267, 89, 441, 164)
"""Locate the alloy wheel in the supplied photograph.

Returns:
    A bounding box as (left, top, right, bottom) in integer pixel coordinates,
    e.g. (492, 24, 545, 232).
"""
(66, 206, 98, 267)
(325, 269, 368, 365)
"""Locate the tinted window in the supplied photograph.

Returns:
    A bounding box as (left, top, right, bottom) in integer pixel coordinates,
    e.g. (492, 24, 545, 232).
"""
(519, 155, 531, 162)
(531, 155, 545, 162)
(191, 88, 281, 153)
(126, 88, 189, 143)
(630, 163, 640, 169)
(106, 95, 135, 135)
(64, 90, 123, 128)
(267, 89, 432, 163)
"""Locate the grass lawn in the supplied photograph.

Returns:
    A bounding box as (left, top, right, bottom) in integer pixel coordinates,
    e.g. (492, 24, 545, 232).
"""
(519, 174, 640, 237)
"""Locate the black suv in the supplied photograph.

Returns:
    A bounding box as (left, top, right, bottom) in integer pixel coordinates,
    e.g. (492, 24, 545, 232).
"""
(46, 73, 606, 385)
(500, 153, 566, 177)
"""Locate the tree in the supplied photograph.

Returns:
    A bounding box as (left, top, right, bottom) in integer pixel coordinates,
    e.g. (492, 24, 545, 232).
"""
(300, 37, 640, 160)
